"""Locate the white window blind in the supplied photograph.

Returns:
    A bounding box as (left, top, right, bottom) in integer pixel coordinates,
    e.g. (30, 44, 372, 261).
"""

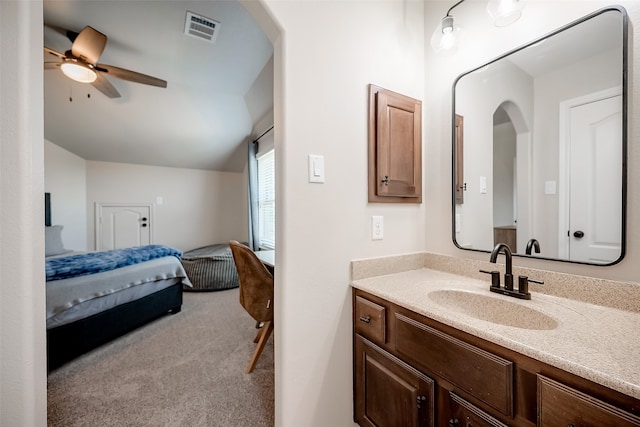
(257, 149, 275, 249)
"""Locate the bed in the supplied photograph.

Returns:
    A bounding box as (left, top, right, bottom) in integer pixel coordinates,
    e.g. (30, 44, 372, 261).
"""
(180, 243, 240, 291)
(45, 202, 191, 370)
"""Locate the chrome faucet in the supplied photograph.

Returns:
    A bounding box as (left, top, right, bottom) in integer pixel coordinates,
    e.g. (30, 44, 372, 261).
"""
(525, 238, 541, 255)
(489, 243, 513, 291)
(480, 243, 542, 300)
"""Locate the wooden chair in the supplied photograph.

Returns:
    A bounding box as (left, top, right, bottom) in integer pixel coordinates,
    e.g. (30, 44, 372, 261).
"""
(229, 240, 274, 374)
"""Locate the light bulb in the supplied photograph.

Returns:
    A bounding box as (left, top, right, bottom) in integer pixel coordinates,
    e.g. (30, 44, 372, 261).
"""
(431, 15, 465, 57)
(60, 61, 97, 83)
(487, 0, 525, 27)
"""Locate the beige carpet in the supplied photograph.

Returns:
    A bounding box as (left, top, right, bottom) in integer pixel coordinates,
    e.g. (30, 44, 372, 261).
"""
(47, 288, 274, 426)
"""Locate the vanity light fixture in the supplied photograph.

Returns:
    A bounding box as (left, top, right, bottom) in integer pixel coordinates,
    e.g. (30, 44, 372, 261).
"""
(431, 0, 525, 56)
(487, 0, 526, 27)
(60, 59, 97, 84)
(430, 0, 467, 57)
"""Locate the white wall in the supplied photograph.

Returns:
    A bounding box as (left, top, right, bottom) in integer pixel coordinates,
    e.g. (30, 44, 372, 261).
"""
(247, 1, 426, 426)
(425, 0, 640, 283)
(0, 1, 48, 425)
(86, 161, 248, 251)
(454, 60, 533, 250)
(44, 140, 87, 251)
(493, 121, 517, 227)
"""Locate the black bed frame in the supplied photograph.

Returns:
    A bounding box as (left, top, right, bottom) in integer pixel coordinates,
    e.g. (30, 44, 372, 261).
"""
(45, 192, 184, 371)
(47, 283, 183, 371)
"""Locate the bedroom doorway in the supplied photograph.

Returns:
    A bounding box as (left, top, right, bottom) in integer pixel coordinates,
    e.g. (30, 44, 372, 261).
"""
(95, 203, 152, 251)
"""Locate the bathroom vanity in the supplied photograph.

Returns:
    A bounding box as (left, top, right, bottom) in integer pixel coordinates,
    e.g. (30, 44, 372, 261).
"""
(351, 263, 640, 426)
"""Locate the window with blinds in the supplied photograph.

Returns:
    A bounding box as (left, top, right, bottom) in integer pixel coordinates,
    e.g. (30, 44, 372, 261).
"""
(257, 149, 275, 249)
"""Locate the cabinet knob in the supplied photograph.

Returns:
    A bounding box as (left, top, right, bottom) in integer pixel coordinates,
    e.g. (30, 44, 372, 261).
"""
(359, 315, 371, 324)
(449, 419, 460, 427)
(573, 230, 584, 238)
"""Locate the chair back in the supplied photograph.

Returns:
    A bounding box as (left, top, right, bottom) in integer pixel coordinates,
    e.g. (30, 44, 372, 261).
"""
(229, 240, 274, 323)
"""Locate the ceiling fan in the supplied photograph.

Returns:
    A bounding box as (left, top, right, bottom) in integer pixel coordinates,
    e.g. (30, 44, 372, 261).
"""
(44, 25, 167, 99)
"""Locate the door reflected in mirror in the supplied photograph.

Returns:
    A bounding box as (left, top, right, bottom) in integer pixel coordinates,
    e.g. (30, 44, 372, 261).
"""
(452, 6, 627, 265)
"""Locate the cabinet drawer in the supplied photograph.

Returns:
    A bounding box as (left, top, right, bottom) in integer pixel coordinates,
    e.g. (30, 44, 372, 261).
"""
(538, 375, 640, 427)
(395, 313, 513, 416)
(355, 296, 386, 344)
(449, 392, 509, 427)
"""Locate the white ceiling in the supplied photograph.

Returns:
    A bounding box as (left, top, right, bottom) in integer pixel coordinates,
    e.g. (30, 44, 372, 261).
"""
(43, 0, 274, 172)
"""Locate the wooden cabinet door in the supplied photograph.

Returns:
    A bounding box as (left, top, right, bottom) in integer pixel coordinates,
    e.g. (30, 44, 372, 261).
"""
(355, 335, 434, 427)
(368, 85, 422, 203)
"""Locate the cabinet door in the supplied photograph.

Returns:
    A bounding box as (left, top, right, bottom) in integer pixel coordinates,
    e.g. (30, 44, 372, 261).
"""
(368, 84, 422, 203)
(538, 376, 640, 427)
(447, 393, 509, 427)
(355, 335, 434, 427)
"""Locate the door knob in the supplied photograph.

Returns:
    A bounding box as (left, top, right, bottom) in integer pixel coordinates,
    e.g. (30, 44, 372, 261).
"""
(573, 230, 584, 238)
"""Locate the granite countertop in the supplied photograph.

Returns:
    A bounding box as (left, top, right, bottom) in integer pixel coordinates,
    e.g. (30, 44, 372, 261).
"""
(352, 267, 640, 400)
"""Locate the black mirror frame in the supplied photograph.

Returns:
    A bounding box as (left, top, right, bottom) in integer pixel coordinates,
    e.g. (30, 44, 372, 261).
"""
(451, 5, 628, 266)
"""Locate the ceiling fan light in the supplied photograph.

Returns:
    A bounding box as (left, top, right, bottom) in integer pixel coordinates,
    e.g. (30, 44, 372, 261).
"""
(487, 0, 525, 27)
(60, 61, 97, 83)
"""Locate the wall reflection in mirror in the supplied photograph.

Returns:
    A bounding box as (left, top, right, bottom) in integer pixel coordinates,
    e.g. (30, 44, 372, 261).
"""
(452, 6, 627, 265)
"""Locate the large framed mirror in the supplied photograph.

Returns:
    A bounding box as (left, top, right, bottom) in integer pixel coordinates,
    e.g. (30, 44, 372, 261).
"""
(452, 6, 627, 266)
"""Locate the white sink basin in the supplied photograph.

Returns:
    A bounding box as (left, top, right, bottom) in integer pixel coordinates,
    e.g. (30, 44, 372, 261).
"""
(428, 289, 558, 330)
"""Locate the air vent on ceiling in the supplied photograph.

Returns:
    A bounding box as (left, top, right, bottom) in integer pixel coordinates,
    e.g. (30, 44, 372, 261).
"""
(184, 11, 221, 43)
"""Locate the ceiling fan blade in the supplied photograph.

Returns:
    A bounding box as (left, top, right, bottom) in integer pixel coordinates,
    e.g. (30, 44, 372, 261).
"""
(96, 64, 167, 88)
(44, 23, 79, 43)
(44, 62, 60, 70)
(44, 46, 66, 60)
(71, 26, 107, 64)
(91, 73, 121, 98)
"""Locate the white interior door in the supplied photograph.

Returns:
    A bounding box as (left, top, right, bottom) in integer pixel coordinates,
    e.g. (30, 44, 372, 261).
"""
(96, 204, 151, 251)
(568, 94, 622, 263)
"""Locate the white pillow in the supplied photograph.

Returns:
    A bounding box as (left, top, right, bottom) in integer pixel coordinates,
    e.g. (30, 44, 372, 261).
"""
(45, 225, 69, 257)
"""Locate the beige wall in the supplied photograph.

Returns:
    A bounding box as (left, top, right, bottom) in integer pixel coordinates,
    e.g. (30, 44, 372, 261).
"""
(86, 161, 248, 251)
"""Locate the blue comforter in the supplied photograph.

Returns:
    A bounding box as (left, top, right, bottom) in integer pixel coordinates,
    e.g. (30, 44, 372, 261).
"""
(46, 244, 183, 282)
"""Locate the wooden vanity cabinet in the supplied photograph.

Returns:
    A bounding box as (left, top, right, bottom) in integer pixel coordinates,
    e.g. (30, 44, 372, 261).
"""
(352, 289, 640, 427)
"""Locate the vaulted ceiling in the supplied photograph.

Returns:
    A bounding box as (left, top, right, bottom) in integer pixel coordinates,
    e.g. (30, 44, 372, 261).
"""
(43, 0, 274, 172)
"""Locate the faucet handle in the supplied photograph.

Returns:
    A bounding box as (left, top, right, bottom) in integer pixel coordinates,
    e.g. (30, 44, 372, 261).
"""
(517, 276, 544, 298)
(480, 269, 501, 288)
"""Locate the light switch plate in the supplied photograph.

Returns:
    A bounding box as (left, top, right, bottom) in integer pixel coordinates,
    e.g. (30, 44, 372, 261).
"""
(545, 180, 557, 195)
(308, 154, 325, 183)
(480, 176, 487, 194)
(372, 216, 383, 240)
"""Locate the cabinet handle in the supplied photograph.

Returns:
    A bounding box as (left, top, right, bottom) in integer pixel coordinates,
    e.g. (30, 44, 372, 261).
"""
(359, 315, 371, 324)
(449, 419, 460, 427)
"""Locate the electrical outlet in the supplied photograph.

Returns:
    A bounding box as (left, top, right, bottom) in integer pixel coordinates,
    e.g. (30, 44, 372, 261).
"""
(372, 216, 384, 240)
